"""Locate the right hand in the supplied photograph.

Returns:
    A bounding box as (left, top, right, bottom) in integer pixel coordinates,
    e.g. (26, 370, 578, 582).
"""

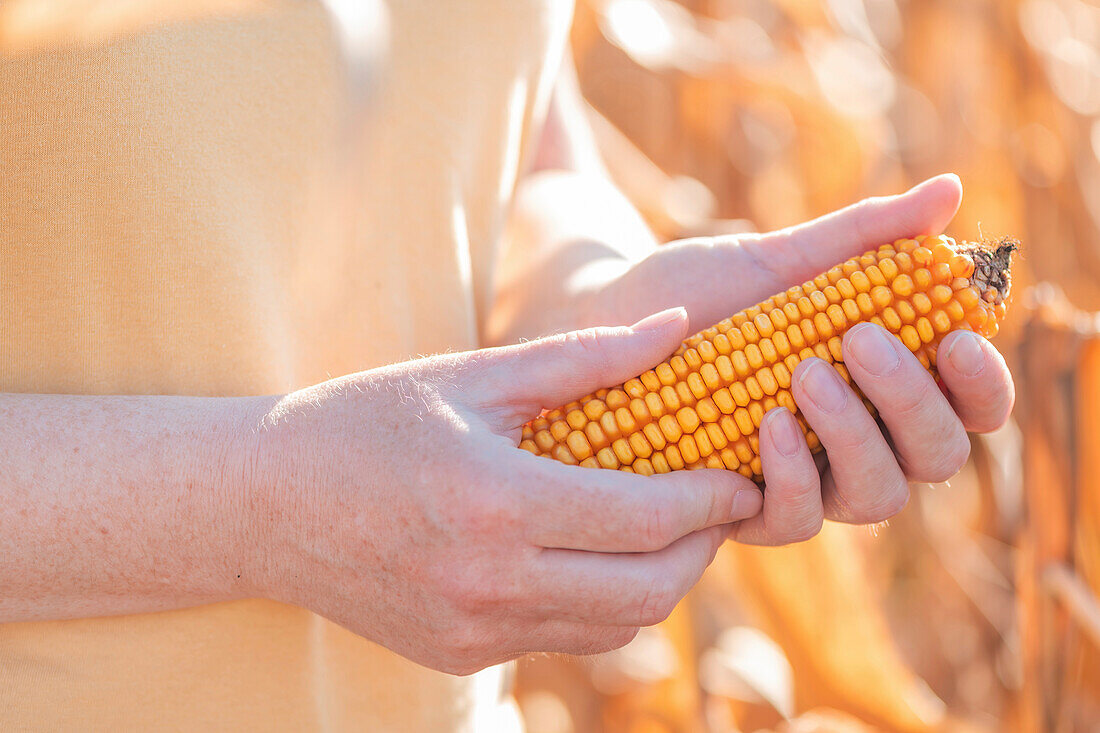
(244, 307, 764, 675)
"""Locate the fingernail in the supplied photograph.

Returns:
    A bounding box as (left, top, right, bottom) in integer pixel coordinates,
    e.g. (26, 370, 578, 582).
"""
(798, 359, 848, 413)
(731, 489, 763, 520)
(847, 324, 900, 376)
(907, 172, 958, 193)
(765, 408, 802, 457)
(945, 330, 985, 376)
(632, 307, 686, 332)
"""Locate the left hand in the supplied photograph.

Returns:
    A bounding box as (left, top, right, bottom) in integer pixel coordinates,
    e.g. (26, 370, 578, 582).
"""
(587, 174, 1015, 545)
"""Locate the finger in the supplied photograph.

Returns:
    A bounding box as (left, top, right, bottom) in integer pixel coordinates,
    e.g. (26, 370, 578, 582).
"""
(730, 408, 824, 545)
(469, 307, 690, 421)
(509, 620, 641, 658)
(435, 619, 640, 674)
(936, 330, 1015, 433)
(526, 458, 762, 553)
(738, 174, 963, 292)
(792, 357, 910, 524)
(527, 525, 727, 626)
(842, 323, 971, 483)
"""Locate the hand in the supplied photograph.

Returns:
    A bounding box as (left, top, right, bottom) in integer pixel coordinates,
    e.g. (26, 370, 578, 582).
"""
(246, 309, 763, 675)
(593, 174, 1015, 544)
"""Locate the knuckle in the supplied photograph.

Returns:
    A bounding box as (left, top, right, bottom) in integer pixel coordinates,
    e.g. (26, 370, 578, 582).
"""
(435, 565, 501, 614)
(912, 437, 971, 484)
(459, 586, 497, 614)
(566, 327, 612, 366)
(592, 626, 641, 655)
(701, 475, 732, 526)
(780, 515, 824, 544)
(568, 626, 641, 657)
(609, 626, 642, 651)
(967, 389, 1014, 433)
(641, 499, 676, 551)
(880, 482, 911, 518)
(851, 197, 887, 240)
(989, 398, 1014, 431)
(440, 621, 494, 668)
(830, 423, 881, 455)
(851, 480, 910, 523)
(883, 382, 930, 420)
(784, 463, 823, 496)
(438, 656, 492, 676)
(457, 490, 522, 537)
(830, 456, 910, 524)
(434, 652, 479, 676)
(706, 523, 729, 558)
(636, 583, 677, 626)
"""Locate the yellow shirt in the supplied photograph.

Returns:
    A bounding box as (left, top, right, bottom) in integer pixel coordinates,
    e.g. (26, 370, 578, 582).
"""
(0, 0, 572, 729)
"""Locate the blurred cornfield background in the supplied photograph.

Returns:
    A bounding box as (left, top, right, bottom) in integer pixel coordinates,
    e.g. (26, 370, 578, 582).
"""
(514, 1, 1100, 731)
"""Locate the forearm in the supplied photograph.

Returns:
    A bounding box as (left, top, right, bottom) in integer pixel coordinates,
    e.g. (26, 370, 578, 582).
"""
(0, 392, 275, 622)
(486, 170, 657, 344)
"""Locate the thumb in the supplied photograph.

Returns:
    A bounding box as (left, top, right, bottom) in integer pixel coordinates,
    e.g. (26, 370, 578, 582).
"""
(472, 307, 689, 417)
(746, 173, 963, 286)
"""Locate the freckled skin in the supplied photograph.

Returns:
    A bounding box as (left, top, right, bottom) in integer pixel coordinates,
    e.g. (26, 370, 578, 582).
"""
(0, 176, 1014, 674)
(247, 317, 767, 674)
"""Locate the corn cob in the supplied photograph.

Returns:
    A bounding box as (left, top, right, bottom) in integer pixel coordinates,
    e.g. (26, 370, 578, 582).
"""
(518, 235, 1016, 482)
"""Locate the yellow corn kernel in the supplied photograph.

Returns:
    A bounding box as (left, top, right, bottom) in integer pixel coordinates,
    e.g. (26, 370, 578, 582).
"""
(525, 237, 1014, 483)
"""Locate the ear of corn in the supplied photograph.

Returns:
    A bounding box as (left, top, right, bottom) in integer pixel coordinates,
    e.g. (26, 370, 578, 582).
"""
(518, 235, 1016, 482)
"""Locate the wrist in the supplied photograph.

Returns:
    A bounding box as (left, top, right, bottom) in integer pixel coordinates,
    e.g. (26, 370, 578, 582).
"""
(201, 394, 290, 602)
